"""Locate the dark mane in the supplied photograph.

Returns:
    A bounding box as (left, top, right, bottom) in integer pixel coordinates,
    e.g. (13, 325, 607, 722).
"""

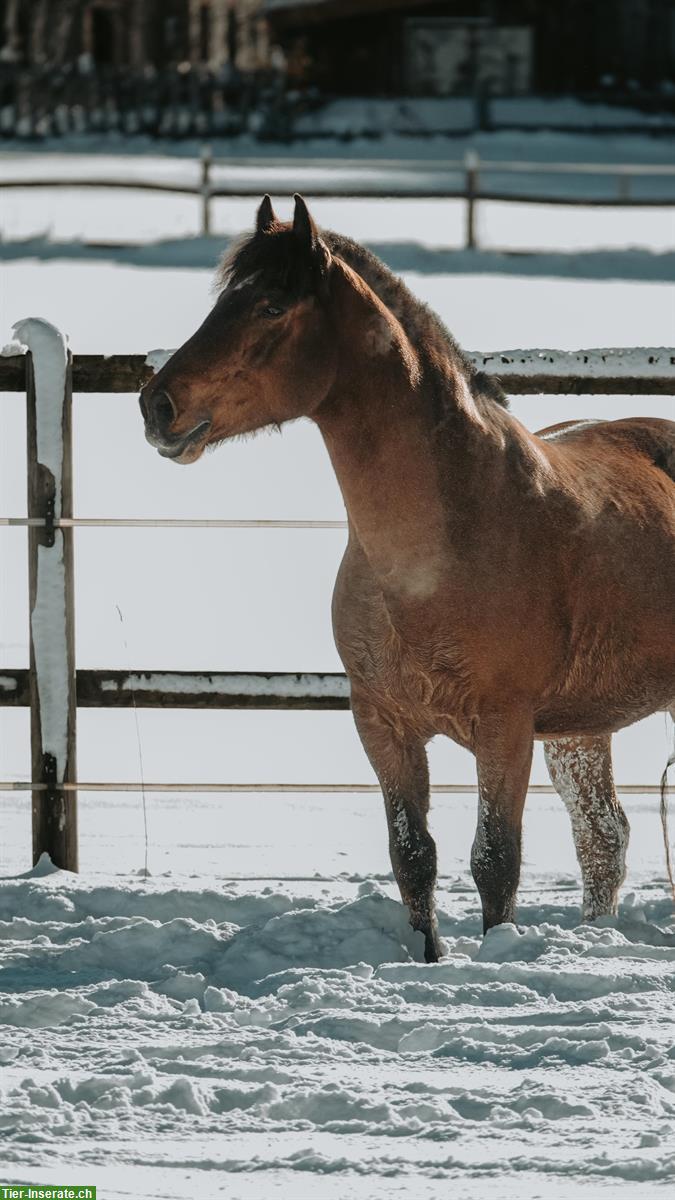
(218, 224, 508, 410)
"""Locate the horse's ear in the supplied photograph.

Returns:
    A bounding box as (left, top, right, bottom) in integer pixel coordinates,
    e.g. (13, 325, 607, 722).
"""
(256, 194, 277, 234)
(292, 193, 319, 249)
(293, 193, 331, 276)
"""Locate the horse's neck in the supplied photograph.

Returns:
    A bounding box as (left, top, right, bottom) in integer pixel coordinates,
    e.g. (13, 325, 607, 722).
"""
(318, 385, 451, 602)
(314, 266, 502, 601)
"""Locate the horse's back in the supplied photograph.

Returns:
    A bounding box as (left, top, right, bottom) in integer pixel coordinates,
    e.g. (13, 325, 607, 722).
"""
(538, 416, 675, 485)
(536, 415, 675, 570)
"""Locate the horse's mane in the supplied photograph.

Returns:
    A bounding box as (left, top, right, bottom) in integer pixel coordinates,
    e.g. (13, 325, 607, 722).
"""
(218, 225, 508, 410)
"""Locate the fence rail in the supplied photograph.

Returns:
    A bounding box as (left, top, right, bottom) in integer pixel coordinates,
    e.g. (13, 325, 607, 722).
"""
(2, 347, 673, 396)
(2, 149, 674, 248)
(1, 325, 673, 871)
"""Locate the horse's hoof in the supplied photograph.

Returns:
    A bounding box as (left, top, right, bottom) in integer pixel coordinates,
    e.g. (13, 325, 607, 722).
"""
(424, 933, 441, 964)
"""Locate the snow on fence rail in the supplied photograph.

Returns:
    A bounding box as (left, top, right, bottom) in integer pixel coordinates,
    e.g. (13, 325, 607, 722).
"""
(2, 149, 674, 247)
(1, 321, 673, 872)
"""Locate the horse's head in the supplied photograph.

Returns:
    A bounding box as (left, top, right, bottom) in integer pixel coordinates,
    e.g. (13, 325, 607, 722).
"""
(140, 194, 337, 464)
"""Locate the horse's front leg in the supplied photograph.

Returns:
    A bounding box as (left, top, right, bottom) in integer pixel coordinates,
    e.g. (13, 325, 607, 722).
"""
(544, 734, 629, 920)
(351, 689, 441, 963)
(471, 709, 534, 932)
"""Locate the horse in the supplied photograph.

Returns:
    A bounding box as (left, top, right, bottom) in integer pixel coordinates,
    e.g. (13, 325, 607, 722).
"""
(140, 194, 675, 962)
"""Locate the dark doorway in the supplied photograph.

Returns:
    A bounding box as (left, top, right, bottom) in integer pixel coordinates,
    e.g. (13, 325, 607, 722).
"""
(199, 4, 211, 61)
(227, 9, 238, 67)
(92, 8, 116, 66)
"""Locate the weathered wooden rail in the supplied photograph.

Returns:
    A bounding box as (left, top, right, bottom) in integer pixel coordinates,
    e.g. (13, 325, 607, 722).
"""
(0, 327, 673, 871)
(2, 150, 674, 248)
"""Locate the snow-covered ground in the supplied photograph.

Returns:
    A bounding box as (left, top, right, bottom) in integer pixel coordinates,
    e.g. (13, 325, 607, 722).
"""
(1, 846, 674, 1199)
(1, 146, 674, 1197)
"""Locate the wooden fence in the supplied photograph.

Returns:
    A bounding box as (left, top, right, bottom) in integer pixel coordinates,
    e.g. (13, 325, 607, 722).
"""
(2, 150, 675, 249)
(0, 332, 673, 872)
(0, 64, 270, 141)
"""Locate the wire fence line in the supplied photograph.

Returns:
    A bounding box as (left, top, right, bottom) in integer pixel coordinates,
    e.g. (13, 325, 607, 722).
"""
(0, 782, 668, 795)
(0, 517, 348, 529)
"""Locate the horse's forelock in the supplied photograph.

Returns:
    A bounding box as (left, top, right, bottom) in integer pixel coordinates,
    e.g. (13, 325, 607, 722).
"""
(216, 231, 254, 290)
(217, 223, 309, 296)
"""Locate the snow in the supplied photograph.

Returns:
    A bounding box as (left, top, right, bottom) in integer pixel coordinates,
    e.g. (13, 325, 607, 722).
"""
(99, 672, 351, 699)
(10, 319, 71, 777)
(5, 127, 673, 165)
(4, 96, 674, 165)
(145, 348, 175, 372)
(12, 316, 67, 506)
(0, 857, 673, 1198)
(491, 95, 675, 131)
(12, 849, 62, 879)
(1, 338, 27, 356)
(285, 96, 675, 137)
(1, 145, 674, 1198)
(469, 347, 673, 378)
(141, 345, 673, 382)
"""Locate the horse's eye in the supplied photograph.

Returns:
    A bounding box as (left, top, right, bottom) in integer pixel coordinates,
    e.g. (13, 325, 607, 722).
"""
(262, 305, 284, 318)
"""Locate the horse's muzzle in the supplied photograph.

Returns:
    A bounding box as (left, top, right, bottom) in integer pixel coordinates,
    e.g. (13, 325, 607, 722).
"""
(140, 387, 211, 461)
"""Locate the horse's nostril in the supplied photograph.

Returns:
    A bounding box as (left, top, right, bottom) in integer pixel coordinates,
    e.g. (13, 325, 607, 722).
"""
(152, 390, 176, 432)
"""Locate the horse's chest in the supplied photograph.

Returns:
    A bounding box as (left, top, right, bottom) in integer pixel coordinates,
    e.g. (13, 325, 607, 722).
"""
(334, 571, 475, 745)
(362, 635, 473, 744)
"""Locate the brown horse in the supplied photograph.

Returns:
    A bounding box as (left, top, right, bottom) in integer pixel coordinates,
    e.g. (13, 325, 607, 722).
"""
(140, 195, 675, 961)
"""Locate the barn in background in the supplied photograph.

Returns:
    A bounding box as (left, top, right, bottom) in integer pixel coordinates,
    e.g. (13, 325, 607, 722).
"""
(263, 0, 675, 98)
(0, 0, 672, 102)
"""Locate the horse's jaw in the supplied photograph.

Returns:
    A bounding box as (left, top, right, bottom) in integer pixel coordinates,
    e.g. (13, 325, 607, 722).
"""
(157, 439, 207, 466)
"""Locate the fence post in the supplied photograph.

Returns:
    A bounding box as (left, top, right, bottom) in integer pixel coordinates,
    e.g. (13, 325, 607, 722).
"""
(19, 319, 78, 871)
(201, 143, 212, 236)
(618, 172, 631, 202)
(464, 150, 479, 250)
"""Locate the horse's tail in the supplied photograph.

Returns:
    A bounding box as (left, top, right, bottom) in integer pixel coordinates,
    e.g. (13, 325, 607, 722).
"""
(660, 710, 675, 903)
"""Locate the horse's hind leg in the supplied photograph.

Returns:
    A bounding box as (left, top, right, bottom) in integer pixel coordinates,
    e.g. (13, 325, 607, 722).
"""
(544, 734, 629, 920)
(351, 691, 441, 963)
